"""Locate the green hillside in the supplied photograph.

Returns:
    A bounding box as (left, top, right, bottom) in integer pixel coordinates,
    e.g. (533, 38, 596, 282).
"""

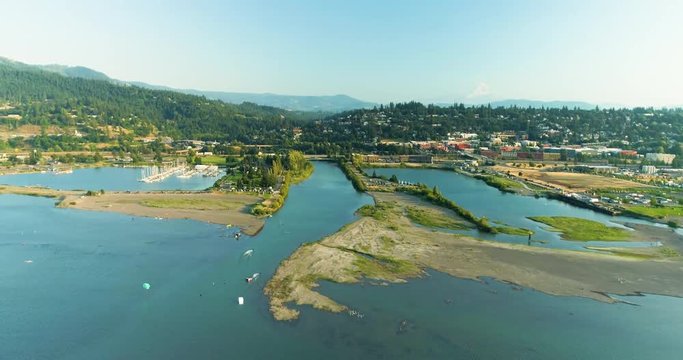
(0, 61, 318, 143)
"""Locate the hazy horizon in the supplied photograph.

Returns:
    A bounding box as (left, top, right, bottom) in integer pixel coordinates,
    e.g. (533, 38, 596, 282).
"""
(2, 0, 682, 107)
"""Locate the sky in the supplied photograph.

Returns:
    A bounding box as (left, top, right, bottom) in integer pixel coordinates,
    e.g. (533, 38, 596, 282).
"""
(1, 0, 682, 106)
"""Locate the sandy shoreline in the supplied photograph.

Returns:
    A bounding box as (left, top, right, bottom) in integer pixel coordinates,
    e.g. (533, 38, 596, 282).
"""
(60, 192, 264, 235)
(0, 185, 264, 235)
(0, 184, 79, 197)
(265, 191, 683, 321)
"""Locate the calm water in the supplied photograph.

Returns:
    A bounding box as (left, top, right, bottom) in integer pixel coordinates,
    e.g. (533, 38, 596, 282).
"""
(369, 167, 665, 250)
(2, 162, 683, 359)
(0, 167, 221, 191)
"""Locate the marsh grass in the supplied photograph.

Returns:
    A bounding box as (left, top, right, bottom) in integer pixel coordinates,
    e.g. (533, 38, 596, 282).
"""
(529, 216, 628, 241)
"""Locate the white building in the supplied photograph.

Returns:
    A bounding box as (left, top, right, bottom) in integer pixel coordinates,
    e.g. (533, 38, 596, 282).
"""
(645, 153, 676, 165)
(641, 165, 657, 174)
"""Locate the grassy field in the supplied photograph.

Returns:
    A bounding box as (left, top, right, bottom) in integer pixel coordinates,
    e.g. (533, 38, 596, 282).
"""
(140, 197, 238, 210)
(197, 155, 226, 165)
(624, 205, 683, 219)
(405, 206, 468, 230)
(528, 216, 629, 241)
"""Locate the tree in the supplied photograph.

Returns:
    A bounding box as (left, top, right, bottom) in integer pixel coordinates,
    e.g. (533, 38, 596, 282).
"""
(154, 151, 163, 163)
(186, 149, 196, 165)
(389, 174, 399, 183)
(271, 158, 284, 177)
(25, 150, 41, 165)
(261, 169, 277, 188)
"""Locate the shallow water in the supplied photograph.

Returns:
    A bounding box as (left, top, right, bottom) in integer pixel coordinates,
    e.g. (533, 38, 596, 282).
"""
(2, 162, 683, 359)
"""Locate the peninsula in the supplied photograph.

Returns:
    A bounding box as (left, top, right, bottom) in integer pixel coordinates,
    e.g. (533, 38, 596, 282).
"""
(0, 185, 265, 235)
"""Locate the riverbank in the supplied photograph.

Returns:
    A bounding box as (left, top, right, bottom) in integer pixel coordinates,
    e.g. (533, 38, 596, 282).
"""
(251, 156, 314, 217)
(265, 191, 683, 321)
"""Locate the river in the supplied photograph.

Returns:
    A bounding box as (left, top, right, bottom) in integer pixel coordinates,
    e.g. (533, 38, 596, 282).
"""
(1, 162, 682, 359)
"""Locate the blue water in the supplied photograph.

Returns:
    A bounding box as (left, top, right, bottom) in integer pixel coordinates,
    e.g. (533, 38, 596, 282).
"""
(369, 167, 663, 250)
(0, 167, 221, 191)
(2, 162, 683, 359)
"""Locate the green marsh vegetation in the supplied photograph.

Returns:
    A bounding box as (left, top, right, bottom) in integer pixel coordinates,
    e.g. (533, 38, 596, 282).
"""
(493, 225, 534, 236)
(350, 253, 422, 280)
(402, 184, 495, 233)
(529, 216, 629, 241)
(404, 206, 468, 230)
(356, 202, 396, 221)
(475, 174, 523, 193)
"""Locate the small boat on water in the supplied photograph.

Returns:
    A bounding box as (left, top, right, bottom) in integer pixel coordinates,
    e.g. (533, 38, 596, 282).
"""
(245, 273, 260, 283)
(243, 249, 254, 257)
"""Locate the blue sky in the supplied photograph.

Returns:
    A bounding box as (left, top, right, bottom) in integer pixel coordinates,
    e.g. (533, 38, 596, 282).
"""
(2, 0, 682, 106)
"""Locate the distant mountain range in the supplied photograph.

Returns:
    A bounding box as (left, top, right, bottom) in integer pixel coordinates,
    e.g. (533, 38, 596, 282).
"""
(128, 82, 377, 113)
(3, 56, 654, 112)
(0, 57, 375, 112)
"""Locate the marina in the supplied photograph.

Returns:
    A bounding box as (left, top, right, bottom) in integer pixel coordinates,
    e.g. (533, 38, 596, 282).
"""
(139, 164, 221, 183)
(0, 167, 223, 191)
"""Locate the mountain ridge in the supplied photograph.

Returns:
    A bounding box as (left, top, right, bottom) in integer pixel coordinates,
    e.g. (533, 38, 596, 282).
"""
(0, 57, 375, 112)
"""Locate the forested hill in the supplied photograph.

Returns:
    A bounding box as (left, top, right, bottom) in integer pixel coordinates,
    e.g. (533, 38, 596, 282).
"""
(302, 102, 683, 153)
(0, 57, 374, 113)
(130, 83, 376, 113)
(0, 61, 320, 143)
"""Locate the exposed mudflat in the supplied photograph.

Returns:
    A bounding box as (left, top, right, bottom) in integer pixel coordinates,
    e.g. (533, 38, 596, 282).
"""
(265, 191, 683, 321)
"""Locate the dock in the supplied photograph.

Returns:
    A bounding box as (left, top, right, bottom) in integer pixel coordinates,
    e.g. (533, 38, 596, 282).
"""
(139, 166, 183, 183)
(139, 164, 221, 182)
